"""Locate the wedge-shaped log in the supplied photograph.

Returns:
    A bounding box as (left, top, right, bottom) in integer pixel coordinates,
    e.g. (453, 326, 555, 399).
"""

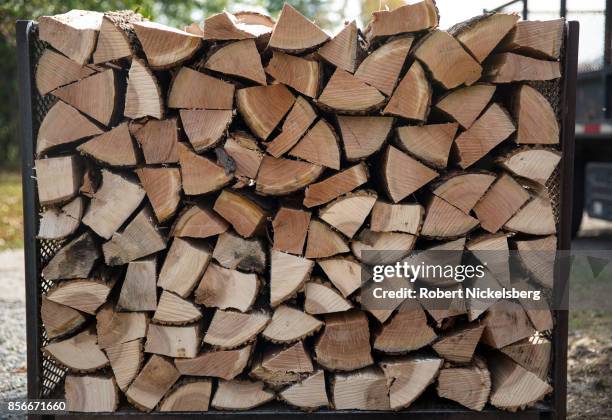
(514, 85, 559, 144)
(65, 374, 118, 412)
(481, 301, 535, 349)
(450, 13, 519, 62)
(266, 97, 317, 158)
(266, 52, 320, 97)
(105, 339, 143, 392)
(118, 257, 157, 312)
(351, 230, 416, 265)
(45, 272, 115, 315)
(131, 118, 179, 164)
(211, 380, 275, 410)
(171, 205, 229, 239)
(42, 232, 99, 281)
(145, 323, 200, 358)
(433, 323, 485, 363)
(319, 191, 376, 238)
(370, 201, 423, 234)
(289, 119, 341, 169)
(505, 191, 556, 235)
(317, 257, 362, 298)
(36, 49, 96, 95)
(421, 195, 480, 238)
(153, 290, 202, 325)
(35, 156, 82, 206)
(267, 3, 329, 52)
(365, 0, 438, 42)
(515, 235, 557, 288)
(383, 61, 431, 121)
(214, 190, 266, 237)
(333, 367, 390, 410)
(484, 53, 561, 82)
(437, 357, 491, 411)
(203, 310, 270, 349)
(125, 355, 180, 412)
(374, 307, 436, 353)
(203, 11, 272, 41)
(250, 341, 314, 388)
(473, 173, 530, 233)
(213, 231, 266, 273)
(44, 328, 108, 372)
(280, 370, 329, 410)
(124, 58, 164, 119)
(497, 19, 565, 59)
(304, 163, 368, 208)
(256, 156, 323, 196)
(270, 250, 313, 307)
(78, 122, 138, 167)
(433, 172, 496, 214)
(38, 197, 84, 240)
(195, 263, 258, 312)
(168, 67, 235, 110)
(383, 145, 439, 202)
(318, 69, 385, 113)
(337, 116, 393, 161)
(380, 356, 443, 410)
(272, 207, 311, 255)
(41, 296, 86, 340)
(304, 220, 349, 259)
(435, 84, 496, 129)
(205, 39, 266, 84)
(318, 21, 359, 72)
(178, 143, 233, 196)
(397, 123, 458, 168)
(262, 305, 323, 343)
(135, 168, 181, 223)
(175, 345, 252, 379)
(224, 132, 264, 179)
(159, 380, 212, 412)
(158, 237, 211, 298)
(181, 109, 233, 152)
(500, 335, 551, 380)
(499, 147, 561, 185)
(97, 305, 147, 349)
(304, 281, 352, 315)
(93, 11, 143, 63)
(133, 21, 201, 68)
(467, 232, 511, 288)
(237, 84, 295, 140)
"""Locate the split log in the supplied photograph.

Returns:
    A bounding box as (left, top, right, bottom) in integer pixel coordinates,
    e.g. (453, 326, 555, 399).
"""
(262, 305, 323, 343)
(270, 250, 313, 307)
(499, 147, 561, 185)
(105, 340, 143, 392)
(304, 219, 349, 259)
(421, 196, 480, 238)
(180, 109, 233, 152)
(505, 191, 556, 235)
(382, 145, 439, 202)
(315, 310, 373, 371)
(380, 356, 443, 410)
(318, 69, 385, 113)
(414, 30, 482, 89)
(467, 232, 511, 287)
(224, 132, 264, 179)
(213, 190, 266, 237)
(78, 122, 138, 167)
(515, 280, 554, 332)
(473, 173, 529, 233)
(178, 143, 233, 195)
(135, 168, 181, 223)
(435, 84, 496, 129)
(484, 53, 561, 83)
(337, 116, 393, 161)
(36, 49, 96, 95)
(93, 11, 143, 64)
(432, 173, 496, 214)
(41, 296, 87, 340)
(396, 123, 458, 168)
(153, 291, 202, 325)
(133, 21, 201, 68)
(44, 328, 108, 372)
(250, 341, 313, 387)
(38, 10, 103, 64)
(280, 370, 329, 410)
(317, 257, 362, 298)
(158, 237, 211, 298)
(42, 232, 99, 281)
(500, 335, 551, 380)
(370, 201, 423, 234)
(195, 263, 259, 312)
(497, 19, 565, 59)
(35, 156, 82, 205)
(159, 380, 212, 412)
(304, 281, 353, 315)
(256, 156, 324, 196)
(364, 0, 438, 42)
(266, 96, 316, 158)
(289, 119, 341, 169)
(168, 67, 235, 110)
(65, 374, 118, 412)
(374, 308, 436, 353)
(124, 58, 164, 120)
(131, 118, 179, 164)
(211, 380, 275, 410)
(203, 11, 271, 41)
(317, 21, 359, 72)
(481, 301, 535, 349)
(125, 355, 180, 412)
(118, 257, 157, 312)
(205, 39, 266, 84)
(450, 13, 519, 62)
(97, 305, 147, 349)
(266, 52, 320, 97)
(319, 190, 377, 238)
(203, 310, 270, 349)
(303, 163, 368, 208)
(175, 345, 252, 379)
(332, 368, 390, 410)
(82, 169, 145, 239)
(383, 61, 431, 121)
(272, 207, 311, 255)
(455, 103, 516, 169)
(437, 357, 491, 411)
(38, 196, 84, 240)
(236, 84, 295, 139)
(514, 84, 559, 145)
(171, 204, 229, 239)
(515, 235, 557, 288)
(212, 231, 266, 273)
(267, 3, 329, 52)
(351, 230, 416, 265)
(432, 323, 485, 363)
(79, 163, 99, 197)
(45, 274, 115, 315)
(144, 323, 200, 358)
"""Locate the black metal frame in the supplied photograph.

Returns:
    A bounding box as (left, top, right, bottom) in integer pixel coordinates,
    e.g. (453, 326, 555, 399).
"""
(16, 19, 579, 420)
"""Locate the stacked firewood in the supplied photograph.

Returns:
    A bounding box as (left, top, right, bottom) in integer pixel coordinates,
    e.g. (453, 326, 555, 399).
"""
(34, 1, 563, 413)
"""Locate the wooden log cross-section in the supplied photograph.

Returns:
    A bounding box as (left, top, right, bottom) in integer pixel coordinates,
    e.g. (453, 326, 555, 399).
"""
(34, 4, 565, 414)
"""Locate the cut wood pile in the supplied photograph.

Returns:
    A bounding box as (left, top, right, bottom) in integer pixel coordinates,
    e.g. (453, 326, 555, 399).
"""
(34, 2, 564, 413)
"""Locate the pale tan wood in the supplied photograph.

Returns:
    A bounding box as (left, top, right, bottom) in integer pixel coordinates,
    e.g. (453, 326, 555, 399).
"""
(159, 380, 212, 412)
(319, 191, 376, 238)
(38, 10, 103, 64)
(236, 84, 295, 139)
(272, 207, 311, 255)
(96, 305, 147, 349)
(79, 163, 98, 198)
(180, 109, 233, 152)
(171, 204, 229, 239)
(437, 357, 491, 411)
(304, 219, 349, 259)
(184, 22, 204, 35)
(280, 370, 329, 410)
(455, 103, 516, 168)
(256, 156, 324, 196)
(501, 335, 551, 380)
(499, 147, 561, 185)
(397, 123, 458, 168)
(195, 263, 258, 312)
(318, 69, 385, 113)
(370, 201, 423, 234)
(105, 339, 143, 392)
(175, 345, 252, 379)
(382, 145, 439, 202)
(380, 356, 443, 410)
(36, 49, 96, 95)
(484, 53, 561, 82)
(135, 167, 181, 223)
(203, 11, 270, 41)
(489, 353, 552, 411)
(351, 229, 416, 265)
(144, 323, 200, 358)
(250, 359, 304, 389)
(421, 196, 480, 238)
(433, 324, 485, 363)
(405, 237, 467, 288)
(266, 97, 317, 158)
(267, 3, 329, 52)
(450, 13, 519, 62)
(374, 308, 436, 353)
(253, 341, 313, 387)
(337, 116, 394, 161)
(133, 21, 201, 68)
(102, 207, 166, 266)
(435, 84, 496, 129)
(224, 132, 264, 179)
(124, 58, 164, 119)
(262, 305, 323, 343)
(333, 367, 390, 410)
(93, 11, 143, 63)
(125, 355, 181, 412)
(118, 257, 157, 312)
(46, 276, 114, 315)
(234, 11, 275, 41)
(168, 67, 235, 110)
(473, 173, 530, 233)
(153, 291, 202, 325)
(365, 0, 438, 42)
(205, 39, 266, 84)
(78, 122, 138, 166)
(355, 36, 413, 96)
(178, 143, 233, 196)
(38, 196, 84, 240)
(65, 374, 118, 412)
(505, 191, 556, 235)
(266, 51, 320, 97)
(315, 310, 372, 371)
(41, 296, 86, 340)
(514, 84, 559, 145)
(317, 257, 361, 297)
(481, 300, 535, 349)
(467, 232, 511, 288)
(44, 328, 108, 372)
(213, 190, 267, 237)
(289, 119, 340, 169)
(317, 21, 358, 72)
(270, 250, 314, 307)
(42, 232, 99, 281)
(212, 380, 275, 410)
(35, 156, 82, 205)
(515, 280, 554, 332)
(212, 231, 266, 273)
(203, 310, 270, 349)
(304, 163, 368, 208)
(304, 281, 352, 315)
(383, 61, 431, 121)
(515, 235, 557, 289)
(158, 237, 211, 298)
(433, 173, 496, 214)
(498, 19, 564, 59)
